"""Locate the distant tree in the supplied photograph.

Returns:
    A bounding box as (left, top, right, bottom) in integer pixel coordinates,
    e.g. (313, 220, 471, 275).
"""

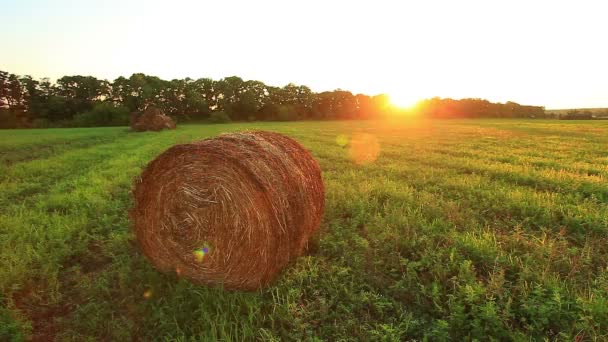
(111, 76, 137, 111)
(56, 75, 110, 119)
(354, 94, 373, 119)
(20, 76, 45, 120)
(6, 73, 25, 111)
(312, 91, 335, 119)
(562, 110, 592, 120)
(332, 90, 357, 119)
(0, 71, 9, 108)
(262, 83, 314, 120)
(214, 77, 269, 120)
(195, 78, 218, 110)
(214, 76, 244, 118)
(370, 94, 391, 118)
(111, 73, 169, 113)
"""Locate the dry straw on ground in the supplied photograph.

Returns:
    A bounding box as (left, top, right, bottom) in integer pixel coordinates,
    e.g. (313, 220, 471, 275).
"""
(130, 131, 325, 290)
(130, 106, 176, 132)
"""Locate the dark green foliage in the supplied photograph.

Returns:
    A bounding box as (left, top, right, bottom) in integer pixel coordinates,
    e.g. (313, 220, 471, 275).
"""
(208, 111, 232, 123)
(0, 109, 19, 129)
(0, 296, 25, 342)
(0, 312, 25, 341)
(561, 110, 594, 120)
(276, 106, 298, 121)
(72, 102, 129, 127)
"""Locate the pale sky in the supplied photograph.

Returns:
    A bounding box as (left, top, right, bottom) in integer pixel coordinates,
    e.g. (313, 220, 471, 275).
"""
(1, 0, 606, 109)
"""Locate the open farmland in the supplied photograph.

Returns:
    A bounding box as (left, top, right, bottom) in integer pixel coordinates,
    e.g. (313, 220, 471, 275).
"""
(1, 119, 607, 340)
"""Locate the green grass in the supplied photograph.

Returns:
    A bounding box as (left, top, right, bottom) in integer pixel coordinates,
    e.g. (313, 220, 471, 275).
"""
(1, 119, 607, 341)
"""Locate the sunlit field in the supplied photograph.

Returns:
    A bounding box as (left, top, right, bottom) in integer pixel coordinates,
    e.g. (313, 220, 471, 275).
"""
(1, 119, 607, 340)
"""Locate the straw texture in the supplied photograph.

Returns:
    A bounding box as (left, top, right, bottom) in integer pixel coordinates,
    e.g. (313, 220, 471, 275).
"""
(130, 131, 324, 290)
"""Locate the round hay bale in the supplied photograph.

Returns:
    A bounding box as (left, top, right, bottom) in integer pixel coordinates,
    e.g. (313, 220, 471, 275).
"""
(130, 131, 325, 290)
(131, 106, 176, 132)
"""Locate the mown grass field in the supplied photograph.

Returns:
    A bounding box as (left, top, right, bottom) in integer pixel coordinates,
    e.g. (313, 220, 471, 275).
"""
(1, 119, 607, 341)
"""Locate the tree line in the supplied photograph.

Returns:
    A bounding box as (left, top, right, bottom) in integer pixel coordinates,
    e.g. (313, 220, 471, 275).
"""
(0, 70, 546, 128)
(416, 98, 547, 119)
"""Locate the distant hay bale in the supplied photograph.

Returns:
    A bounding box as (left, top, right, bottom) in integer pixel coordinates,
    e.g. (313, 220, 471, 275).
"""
(130, 131, 325, 290)
(131, 106, 176, 132)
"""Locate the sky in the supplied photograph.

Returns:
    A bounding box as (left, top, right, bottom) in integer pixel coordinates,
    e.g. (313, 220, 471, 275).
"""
(1, 0, 606, 109)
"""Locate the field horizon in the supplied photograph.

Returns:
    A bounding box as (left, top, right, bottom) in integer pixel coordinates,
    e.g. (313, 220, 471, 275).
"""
(1, 119, 607, 340)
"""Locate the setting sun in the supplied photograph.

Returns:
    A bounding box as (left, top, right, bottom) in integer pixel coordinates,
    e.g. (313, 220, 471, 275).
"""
(389, 93, 418, 110)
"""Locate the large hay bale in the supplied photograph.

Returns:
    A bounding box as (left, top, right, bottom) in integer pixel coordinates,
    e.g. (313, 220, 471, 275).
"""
(130, 131, 325, 290)
(131, 106, 176, 132)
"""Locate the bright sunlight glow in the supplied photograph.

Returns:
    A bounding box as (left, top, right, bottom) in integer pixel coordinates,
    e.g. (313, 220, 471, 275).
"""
(389, 94, 418, 110)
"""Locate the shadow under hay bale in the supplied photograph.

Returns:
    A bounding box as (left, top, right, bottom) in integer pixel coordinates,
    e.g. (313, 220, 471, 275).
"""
(130, 131, 325, 290)
(130, 106, 176, 132)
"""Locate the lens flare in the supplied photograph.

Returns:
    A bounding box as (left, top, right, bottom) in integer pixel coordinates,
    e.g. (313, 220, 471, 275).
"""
(193, 245, 211, 262)
(193, 250, 205, 262)
(336, 134, 349, 147)
(348, 133, 380, 165)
